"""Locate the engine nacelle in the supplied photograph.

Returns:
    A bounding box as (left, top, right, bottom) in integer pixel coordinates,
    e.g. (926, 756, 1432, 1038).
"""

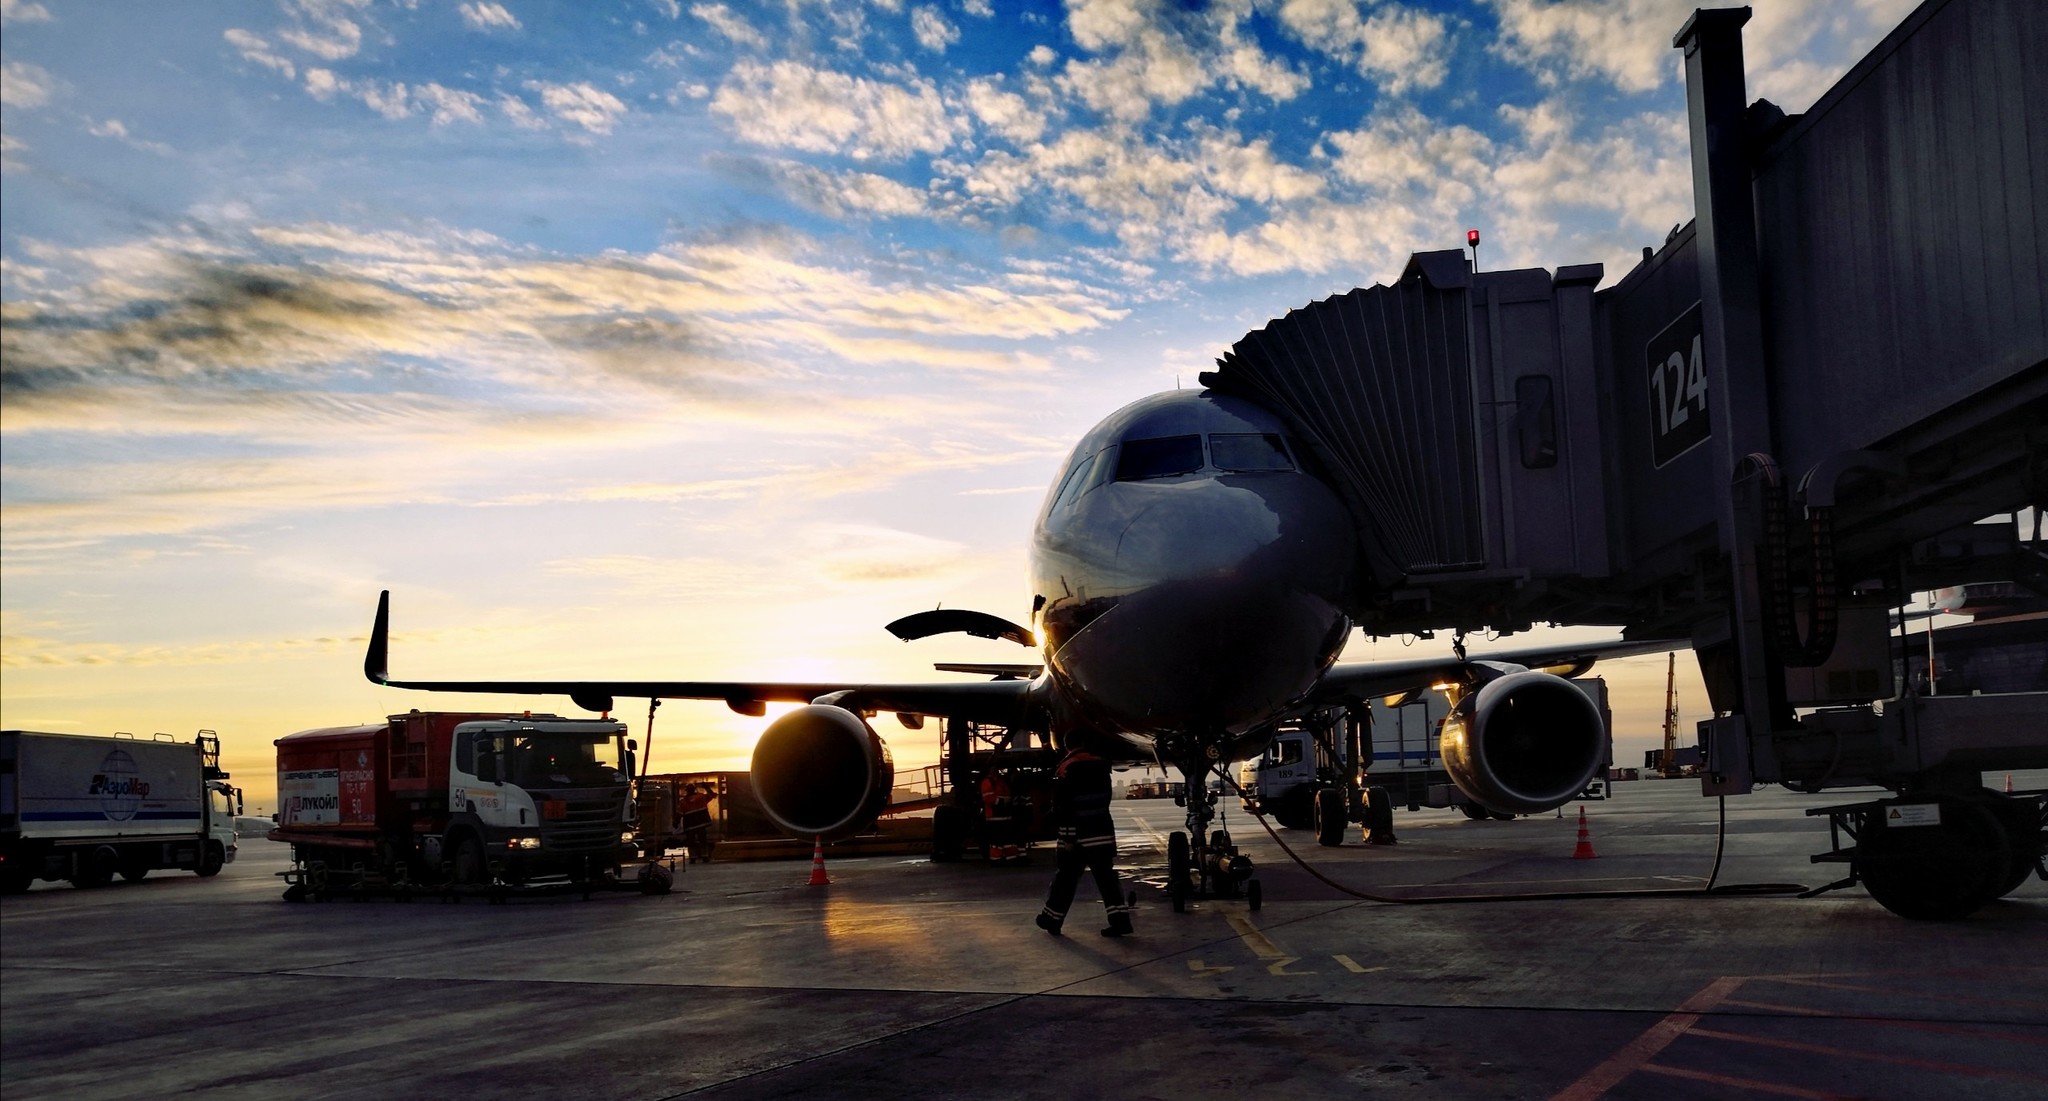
(749, 705, 895, 842)
(1439, 671, 1606, 815)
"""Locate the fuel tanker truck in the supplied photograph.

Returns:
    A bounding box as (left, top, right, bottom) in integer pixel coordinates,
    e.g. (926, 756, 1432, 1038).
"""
(270, 711, 648, 894)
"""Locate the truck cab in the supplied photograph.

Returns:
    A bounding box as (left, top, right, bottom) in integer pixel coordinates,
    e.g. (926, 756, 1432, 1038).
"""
(443, 717, 636, 882)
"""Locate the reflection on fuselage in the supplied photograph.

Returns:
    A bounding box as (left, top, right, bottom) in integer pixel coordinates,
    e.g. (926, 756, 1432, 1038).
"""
(1028, 391, 1358, 743)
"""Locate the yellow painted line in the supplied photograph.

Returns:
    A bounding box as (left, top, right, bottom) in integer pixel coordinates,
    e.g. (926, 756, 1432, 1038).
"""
(1334, 954, 1383, 974)
(1224, 913, 1286, 959)
(1123, 808, 1170, 851)
(1225, 911, 1316, 975)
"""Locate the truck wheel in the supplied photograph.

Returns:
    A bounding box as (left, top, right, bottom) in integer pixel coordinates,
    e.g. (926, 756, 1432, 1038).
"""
(1855, 795, 2010, 920)
(119, 862, 149, 883)
(1973, 791, 2043, 898)
(1314, 789, 1344, 847)
(2, 867, 36, 894)
(450, 836, 486, 886)
(196, 843, 225, 878)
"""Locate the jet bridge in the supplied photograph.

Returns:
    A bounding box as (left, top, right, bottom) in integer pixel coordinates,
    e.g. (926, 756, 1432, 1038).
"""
(1204, 0, 2045, 918)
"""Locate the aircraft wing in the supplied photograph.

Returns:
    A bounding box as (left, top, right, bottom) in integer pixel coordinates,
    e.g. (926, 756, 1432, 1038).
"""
(1309, 637, 1686, 703)
(363, 591, 1039, 726)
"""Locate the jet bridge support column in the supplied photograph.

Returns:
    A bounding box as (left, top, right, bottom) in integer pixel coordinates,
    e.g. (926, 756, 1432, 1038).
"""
(1677, 7, 1785, 793)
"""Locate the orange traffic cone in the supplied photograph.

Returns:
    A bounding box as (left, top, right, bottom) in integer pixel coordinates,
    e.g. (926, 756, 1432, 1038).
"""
(1571, 805, 1598, 860)
(806, 838, 831, 886)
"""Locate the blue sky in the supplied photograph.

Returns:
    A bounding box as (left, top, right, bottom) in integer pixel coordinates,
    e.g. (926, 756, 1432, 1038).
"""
(1, 0, 1918, 801)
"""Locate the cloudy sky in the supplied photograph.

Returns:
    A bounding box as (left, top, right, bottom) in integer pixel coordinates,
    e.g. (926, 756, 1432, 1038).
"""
(2, 0, 1917, 804)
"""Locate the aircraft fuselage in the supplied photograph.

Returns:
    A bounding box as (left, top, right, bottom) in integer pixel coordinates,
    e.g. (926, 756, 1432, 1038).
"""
(1028, 391, 1358, 753)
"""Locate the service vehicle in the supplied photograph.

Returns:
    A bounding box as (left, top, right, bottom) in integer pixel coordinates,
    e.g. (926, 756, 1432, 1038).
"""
(2, 729, 243, 892)
(270, 711, 645, 893)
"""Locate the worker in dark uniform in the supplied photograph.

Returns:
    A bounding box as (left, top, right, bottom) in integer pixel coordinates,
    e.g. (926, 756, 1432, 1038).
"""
(1036, 736, 1133, 937)
(981, 769, 1020, 862)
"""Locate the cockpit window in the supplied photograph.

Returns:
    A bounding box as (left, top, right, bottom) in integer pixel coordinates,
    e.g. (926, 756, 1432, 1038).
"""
(1051, 445, 1117, 513)
(1210, 433, 1295, 472)
(1115, 435, 1204, 481)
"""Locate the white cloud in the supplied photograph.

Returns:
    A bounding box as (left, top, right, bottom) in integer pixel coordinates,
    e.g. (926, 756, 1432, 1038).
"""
(769, 162, 930, 220)
(1278, 0, 1451, 95)
(965, 78, 1048, 144)
(224, 28, 297, 79)
(910, 6, 960, 53)
(1056, 0, 1315, 121)
(523, 80, 630, 134)
(1, 0, 53, 23)
(2, 60, 54, 109)
(416, 83, 486, 126)
(458, 2, 521, 31)
(498, 92, 545, 129)
(277, 0, 369, 62)
(692, 2, 769, 50)
(961, 0, 992, 16)
(357, 80, 413, 120)
(711, 60, 962, 161)
(1486, 0, 1689, 93)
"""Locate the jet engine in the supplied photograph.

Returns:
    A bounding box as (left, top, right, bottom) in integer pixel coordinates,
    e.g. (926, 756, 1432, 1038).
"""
(1439, 671, 1606, 815)
(749, 705, 895, 842)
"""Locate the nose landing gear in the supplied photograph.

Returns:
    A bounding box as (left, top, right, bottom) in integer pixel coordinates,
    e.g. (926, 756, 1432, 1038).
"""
(1164, 755, 1261, 911)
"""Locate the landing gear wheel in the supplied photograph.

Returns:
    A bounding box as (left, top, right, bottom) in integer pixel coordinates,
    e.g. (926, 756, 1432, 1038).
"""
(1246, 878, 1262, 912)
(1460, 803, 1492, 821)
(1167, 831, 1190, 913)
(1209, 830, 1231, 851)
(1361, 785, 1397, 845)
(1855, 794, 2011, 920)
(1314, 789, 1345, 847)
(930, 803, 965, 863)
(450, 836, 487, 887)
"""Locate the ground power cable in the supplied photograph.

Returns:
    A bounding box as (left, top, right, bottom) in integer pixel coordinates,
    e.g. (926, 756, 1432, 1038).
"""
(1218, 772, 1808, 906)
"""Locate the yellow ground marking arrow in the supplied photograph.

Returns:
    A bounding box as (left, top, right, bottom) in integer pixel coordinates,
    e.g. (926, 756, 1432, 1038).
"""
(1226, 912, 1316, 976)
(1334, 954, 1385, 974)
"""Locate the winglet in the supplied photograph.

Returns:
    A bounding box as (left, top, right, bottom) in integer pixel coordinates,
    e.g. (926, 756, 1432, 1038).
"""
(365, 590, 390, 685)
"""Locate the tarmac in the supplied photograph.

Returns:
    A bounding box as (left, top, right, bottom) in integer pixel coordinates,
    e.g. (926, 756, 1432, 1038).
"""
(4, 776, 2044, 1100)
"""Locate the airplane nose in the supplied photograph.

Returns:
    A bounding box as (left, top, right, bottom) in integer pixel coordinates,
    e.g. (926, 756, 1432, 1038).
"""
(1053, 474, 1356, 734)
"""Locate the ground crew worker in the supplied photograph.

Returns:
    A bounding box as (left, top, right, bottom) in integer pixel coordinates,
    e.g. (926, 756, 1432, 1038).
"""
(980, 769, 1021, 862)
(679, 783, 715, 864)
(1036, 737, 1133, 937)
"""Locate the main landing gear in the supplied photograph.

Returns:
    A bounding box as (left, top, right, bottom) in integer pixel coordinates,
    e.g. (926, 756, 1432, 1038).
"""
(1163, 749, 1261, 913)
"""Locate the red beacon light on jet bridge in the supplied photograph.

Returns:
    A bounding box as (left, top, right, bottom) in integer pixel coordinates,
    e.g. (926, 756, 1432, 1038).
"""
(1466, 228, 1481, 272)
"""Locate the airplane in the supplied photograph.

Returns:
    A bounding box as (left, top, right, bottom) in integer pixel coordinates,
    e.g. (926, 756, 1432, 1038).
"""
(364, 386, 1677, 908)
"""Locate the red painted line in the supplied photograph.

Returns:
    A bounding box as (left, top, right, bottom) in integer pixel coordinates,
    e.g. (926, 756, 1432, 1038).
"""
(1549, 975, 1745, 1101)
(1719, 999, 2048, 1045)
(1688, 1026, 2048, 1082)
(1767, 975, 2048, 1012)
(1719, 998, 1832, 1016)
(1638, 1062, 1856, 1099)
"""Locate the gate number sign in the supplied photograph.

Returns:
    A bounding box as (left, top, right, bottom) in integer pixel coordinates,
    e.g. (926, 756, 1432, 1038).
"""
(1647, 302, 1711, 468)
